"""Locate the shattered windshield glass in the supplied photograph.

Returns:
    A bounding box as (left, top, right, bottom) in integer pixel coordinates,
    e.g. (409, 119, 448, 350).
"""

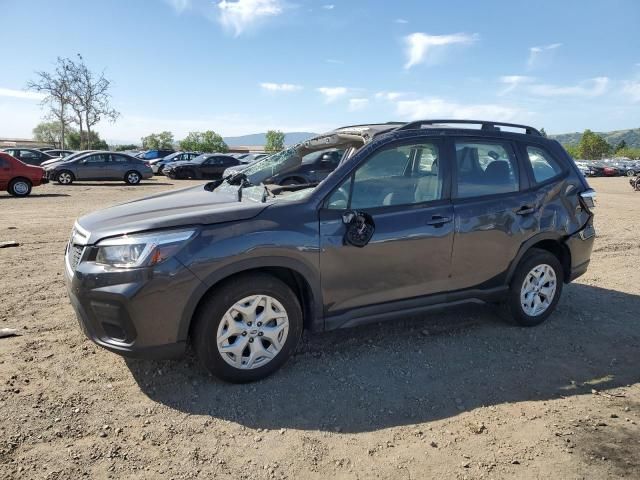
(241, 147, 302, 185)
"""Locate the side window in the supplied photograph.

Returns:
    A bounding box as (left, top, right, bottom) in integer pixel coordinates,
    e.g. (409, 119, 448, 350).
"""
(455, 141, 519, 198)
(84, 154, 110, 163)
(525, 145, 563, 183)
(20, 150, 39, 160)
(111, 155, 131, 163)
(327, 142, 442, 210)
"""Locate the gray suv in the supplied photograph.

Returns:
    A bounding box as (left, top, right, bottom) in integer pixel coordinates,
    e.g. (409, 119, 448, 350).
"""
(46, 151, 153, 185)
(64, 120, 596, 382)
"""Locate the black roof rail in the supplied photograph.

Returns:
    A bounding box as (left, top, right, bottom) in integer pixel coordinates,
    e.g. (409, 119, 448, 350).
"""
(396, 119, 542, 136)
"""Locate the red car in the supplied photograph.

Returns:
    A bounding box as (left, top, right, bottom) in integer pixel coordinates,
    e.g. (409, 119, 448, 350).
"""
(0, 152, 48, 196)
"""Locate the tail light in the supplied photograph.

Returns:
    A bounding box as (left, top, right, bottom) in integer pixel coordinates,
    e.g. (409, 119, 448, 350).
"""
(579, 189, 596, 212)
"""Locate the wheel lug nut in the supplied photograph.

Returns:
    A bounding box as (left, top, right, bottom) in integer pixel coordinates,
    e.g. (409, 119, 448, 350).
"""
(242, 331, 247, 336)
(249, 338, 254, 343)
(258, 332, 263, 337)
(247, 322, 252, 327)
(257, 322, 262, 327)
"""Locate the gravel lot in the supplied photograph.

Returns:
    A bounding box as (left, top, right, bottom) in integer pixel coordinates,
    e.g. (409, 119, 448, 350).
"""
(1, 176, 639, 479)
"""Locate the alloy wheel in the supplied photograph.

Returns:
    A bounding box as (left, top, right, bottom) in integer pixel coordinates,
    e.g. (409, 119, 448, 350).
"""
(216, 295, 289, 370)
(520, 264, 557, 316)
(58, 172, 72, 184)
(13, 181, 29, 195)
(127, 172, 140, 184)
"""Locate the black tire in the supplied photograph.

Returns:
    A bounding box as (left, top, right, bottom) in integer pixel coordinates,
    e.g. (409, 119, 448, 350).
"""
(504, 248, 563, 327)
(124, 170, 142, 185)
(56, 170, 74, 185)
(192, 273, 303, 383)
(8, 178, 32, 197)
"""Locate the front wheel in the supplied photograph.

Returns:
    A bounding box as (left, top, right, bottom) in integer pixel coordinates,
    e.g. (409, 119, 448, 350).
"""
(125, 170, 141, 185)
(8, 178, 32, 197)
(192, 273, 303, 383)
(504, 248, 563, 327)
(57, 170, 74, 185)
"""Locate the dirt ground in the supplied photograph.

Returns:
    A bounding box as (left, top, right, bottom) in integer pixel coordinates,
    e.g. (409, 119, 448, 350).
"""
(1, 176, 639, 479)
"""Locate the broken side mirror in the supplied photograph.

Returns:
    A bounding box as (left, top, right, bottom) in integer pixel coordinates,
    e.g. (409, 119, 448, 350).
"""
(342, 210, 375, 248)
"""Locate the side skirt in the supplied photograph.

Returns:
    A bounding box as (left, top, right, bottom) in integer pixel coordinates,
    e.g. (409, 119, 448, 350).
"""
(324, 286, 509, 331)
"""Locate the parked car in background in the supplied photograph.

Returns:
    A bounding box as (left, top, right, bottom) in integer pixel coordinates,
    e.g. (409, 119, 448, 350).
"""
(64, 119, 595, 382)
(45, 151, 153, 185)
(163, 153, 240, 179)
(1, 148, 53, 166)
(0, 152, 48, 196)
(43, 149, 75, 157)
(137, 149, 175, 161)
(40, 150, 97, 168)
(150, 151, 200, 175)
(261, 148, 344, 185)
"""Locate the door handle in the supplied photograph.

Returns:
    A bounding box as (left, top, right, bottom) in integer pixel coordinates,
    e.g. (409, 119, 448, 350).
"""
(426, 215, 452, 226)
(516, 205, 536, 215)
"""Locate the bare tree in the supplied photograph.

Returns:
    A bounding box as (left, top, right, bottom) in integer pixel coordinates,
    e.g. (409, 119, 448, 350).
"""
(67, 55, 119, 149)
(27, 58, 73, 148)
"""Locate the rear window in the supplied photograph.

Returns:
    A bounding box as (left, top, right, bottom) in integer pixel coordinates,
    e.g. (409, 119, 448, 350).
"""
(525, 146, 564, 183)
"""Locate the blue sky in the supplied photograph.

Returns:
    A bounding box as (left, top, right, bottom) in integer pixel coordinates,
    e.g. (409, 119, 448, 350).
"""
(1, 0, 639, 143)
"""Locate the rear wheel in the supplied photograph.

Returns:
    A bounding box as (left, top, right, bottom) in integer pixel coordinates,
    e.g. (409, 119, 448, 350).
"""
(504, 248, 563, 327)
(8, 178, 32, 197)
(192, 273, 303, 383)
(125, 170, 141, 185)
(57, 170, 74, 185)
(627, 170, 636, 177)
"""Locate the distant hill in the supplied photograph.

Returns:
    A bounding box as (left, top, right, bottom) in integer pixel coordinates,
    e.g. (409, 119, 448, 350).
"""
(550, 128, 640, 148)
(223, 132, 317, 147)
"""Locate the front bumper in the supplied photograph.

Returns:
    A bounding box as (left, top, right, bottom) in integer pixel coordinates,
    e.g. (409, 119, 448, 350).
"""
(65, 245, 204, 359)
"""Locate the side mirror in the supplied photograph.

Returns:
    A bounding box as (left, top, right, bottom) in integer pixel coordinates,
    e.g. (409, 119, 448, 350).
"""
(342, 210, 375, 248)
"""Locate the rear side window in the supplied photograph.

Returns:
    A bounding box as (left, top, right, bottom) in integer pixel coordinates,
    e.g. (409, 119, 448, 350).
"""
(455, 141, 519, 198)
(525, 146, 563, 183)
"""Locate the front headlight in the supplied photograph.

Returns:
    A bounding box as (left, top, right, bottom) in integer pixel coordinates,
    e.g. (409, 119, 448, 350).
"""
(95, 229, 196, 268)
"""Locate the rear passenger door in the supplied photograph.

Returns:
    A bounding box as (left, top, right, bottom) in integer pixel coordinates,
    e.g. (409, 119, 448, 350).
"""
(449, 138, 537, 290)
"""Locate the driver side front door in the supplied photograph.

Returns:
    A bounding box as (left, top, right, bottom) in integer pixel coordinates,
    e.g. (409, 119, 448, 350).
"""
(319, 139, 455, 322)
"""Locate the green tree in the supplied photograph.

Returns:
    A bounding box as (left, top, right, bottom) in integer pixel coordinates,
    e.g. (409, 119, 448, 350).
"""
(614, 139, 627, 152)
(563, 144, 581, 158)
(67, 130, 108, 150)
(33, 121, 77, 147)
(578, 129, 610, 160)
(112, 144, 140, 151)
(179, 131, 228, 153)
(539, 127, 547, 138)
(141, 131, 174, 150)
(265, 130, 285, 152)
(615, 147, 640, 160)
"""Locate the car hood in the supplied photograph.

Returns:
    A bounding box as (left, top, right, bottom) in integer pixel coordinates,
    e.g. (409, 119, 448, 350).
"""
(76, 183, 269, 244)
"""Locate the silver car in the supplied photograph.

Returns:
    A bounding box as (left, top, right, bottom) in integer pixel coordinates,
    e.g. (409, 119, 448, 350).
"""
(45, 151, 154, 185)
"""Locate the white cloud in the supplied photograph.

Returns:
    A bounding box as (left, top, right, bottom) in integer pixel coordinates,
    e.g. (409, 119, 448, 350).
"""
(348, 98, 369, 111)
(622, 80, 640, 102)
(394, 18, 408, 24)
(0, 87, 46, 101)
(325, 58, 344, 64)
(165, 0, 191, 13)
(395, 97, 523, 122)
(403, 32, 478, 69)
(260, 82, 303, 92)
(217, 0, 283, 36)
(321, 4, 334, 9)
(528, 77, 609, 97)
(527, 43, 562, 69)
(317, 86, 348, 103)
(498, 75, 534, 95)
(375, 91, 408, 101)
